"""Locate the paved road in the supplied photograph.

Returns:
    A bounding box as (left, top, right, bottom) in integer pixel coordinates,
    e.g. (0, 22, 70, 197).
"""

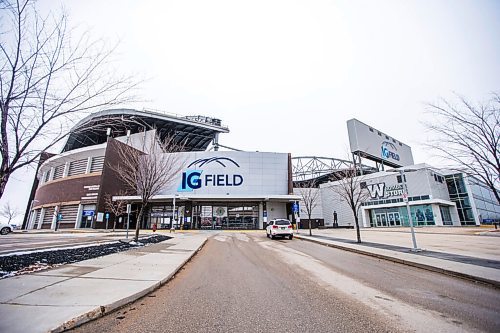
(71, 232, 500, 333)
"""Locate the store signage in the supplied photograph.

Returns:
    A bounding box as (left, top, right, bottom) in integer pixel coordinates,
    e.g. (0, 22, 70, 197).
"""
(178, 157, 244, 192)
(81, 184, 100, 202)
(82, 210, 94, 217)
(367, 182, 404, 199)
(381, 141, 400, 161)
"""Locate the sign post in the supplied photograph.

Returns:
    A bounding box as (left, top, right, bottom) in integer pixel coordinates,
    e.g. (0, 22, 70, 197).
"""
(55, 213, 63, 231)
(388, 169, 420, 252)
(126, 204, 131, 239)
(292, 201, 300, 233)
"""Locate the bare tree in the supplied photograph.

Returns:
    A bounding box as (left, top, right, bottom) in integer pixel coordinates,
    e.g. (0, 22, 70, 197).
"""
(108, 134, 184, 242)
(330, 167, 368, 243)
(0, 0, 138, 199)
(0, 201, 19, 224)
(425, 94, 499, 204)
(104, 192, 127, 231)
(295, 179, 320, 236)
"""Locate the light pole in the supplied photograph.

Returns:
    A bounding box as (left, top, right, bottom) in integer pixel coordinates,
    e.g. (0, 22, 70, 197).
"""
(171, 194, 177, 230)
(126, 203, 131, 239)
(171, 194, 187, 231)
(388, 168, 421, 252)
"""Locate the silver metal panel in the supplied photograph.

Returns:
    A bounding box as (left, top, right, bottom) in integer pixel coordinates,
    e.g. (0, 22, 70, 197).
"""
(347, 119, 414, 167)
(160, 151, 289, 196)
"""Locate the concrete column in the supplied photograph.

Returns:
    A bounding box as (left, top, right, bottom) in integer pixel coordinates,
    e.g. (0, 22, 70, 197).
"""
(258, 202, 264, 229)
(361, 208, 371, 227)
(38, 208, 45, 229)
(75, 204, 83, 228)
(49, 167, 55, 181)
(450, 204, 461, 226)
(28, 209, 36, 229)
(51, 206, 59, 230)
(85, 157, 92, 174)
(431, 204, 443, 226)
(63, 161, 70, 177)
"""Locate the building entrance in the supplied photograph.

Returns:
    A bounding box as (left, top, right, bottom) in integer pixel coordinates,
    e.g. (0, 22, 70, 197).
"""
(374, 210, 401, 227)
(192, 203, 259, 230)
(79, 204, 95, 228)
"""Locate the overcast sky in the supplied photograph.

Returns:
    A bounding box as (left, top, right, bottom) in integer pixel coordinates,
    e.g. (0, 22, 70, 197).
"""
(2, 0, 499, 223)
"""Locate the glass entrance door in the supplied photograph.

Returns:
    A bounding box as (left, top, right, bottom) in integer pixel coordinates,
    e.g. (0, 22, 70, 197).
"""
(388, 213, 395, 226)
(375, 213, 388, 227)
(191, 203, 259, 230)
(380, 214, 387, 226)
(440, 206, 452, 225)
(394, 212, 401, 226)
(80, 204, 95, 228)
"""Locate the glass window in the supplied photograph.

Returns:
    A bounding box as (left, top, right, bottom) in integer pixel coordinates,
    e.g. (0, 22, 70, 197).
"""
(464, 208, 475, 221)
(440, 206, 452, 225)
(424, 208, 434, 222)
(455, 175, 466, 193)
(446, 177, 457, 195)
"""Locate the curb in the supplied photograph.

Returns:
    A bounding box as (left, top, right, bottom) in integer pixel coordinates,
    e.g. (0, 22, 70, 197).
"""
(294, 235, 500, 289)
(50, 237, 208, 333)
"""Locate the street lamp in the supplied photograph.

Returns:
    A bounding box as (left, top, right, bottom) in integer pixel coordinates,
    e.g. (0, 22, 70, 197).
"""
(387, 168, 421, 252)
(171, 194, 179, 230)
(171, 194, 187, 231)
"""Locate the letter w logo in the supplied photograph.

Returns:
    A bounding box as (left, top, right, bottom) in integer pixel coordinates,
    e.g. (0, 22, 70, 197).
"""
(367, 183, 385, 199)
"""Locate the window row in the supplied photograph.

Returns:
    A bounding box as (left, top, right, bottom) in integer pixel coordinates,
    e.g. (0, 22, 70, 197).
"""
(368, 127, 403, 146)
(362, 195, 430, 206)
(40, 156, 105, 184)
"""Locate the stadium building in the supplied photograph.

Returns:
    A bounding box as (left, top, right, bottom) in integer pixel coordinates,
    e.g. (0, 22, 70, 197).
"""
(22, 109, 299, 231)
(294, 119, 499, 228)
(22, 112, 499, 231)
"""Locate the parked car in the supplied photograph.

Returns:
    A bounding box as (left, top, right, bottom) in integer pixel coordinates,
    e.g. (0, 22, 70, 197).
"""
(266, 219, 293, 240)
(0, 222, 13, 235)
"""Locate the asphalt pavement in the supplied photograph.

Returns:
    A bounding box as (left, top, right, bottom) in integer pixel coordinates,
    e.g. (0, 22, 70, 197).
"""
(71, 232, 398, 333)
(71, 232, 500, 333)
(0, 229, 500, 332)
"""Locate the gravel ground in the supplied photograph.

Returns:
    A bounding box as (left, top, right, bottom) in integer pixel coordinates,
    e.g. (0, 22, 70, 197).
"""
(0, 234, 171, 278)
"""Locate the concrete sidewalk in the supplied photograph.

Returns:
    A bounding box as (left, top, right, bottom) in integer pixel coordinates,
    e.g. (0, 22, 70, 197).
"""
(0, 233, 208, 333)
(294, 230, 500, 288)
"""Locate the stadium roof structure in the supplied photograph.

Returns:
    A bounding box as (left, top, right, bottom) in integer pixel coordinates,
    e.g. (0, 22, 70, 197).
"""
(292, 156, 378, 186)
(62, 109, 229, 152)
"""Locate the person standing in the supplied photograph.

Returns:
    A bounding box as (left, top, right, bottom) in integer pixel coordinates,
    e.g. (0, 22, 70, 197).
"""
(333, 211, 338, 228)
